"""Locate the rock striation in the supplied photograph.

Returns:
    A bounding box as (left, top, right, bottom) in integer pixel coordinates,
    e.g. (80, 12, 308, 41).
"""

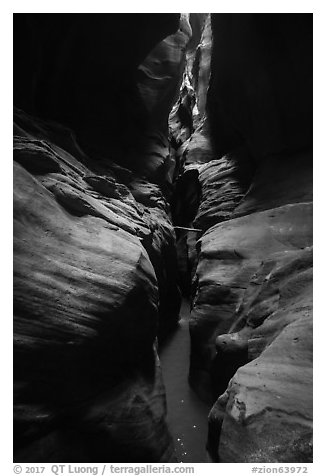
(13, 111, 180, 461)
(13, 13, 197, 461)
(14, 12, 313, 464)
(14, 13, 192, 191)
(170, 13, 313, 463)
(188, 148, 313, 465)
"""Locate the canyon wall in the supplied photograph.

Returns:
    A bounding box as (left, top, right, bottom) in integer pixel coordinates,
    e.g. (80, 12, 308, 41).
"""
(13, 109, 177, 463)
(13, 13, 313, 463)
(13, 13, 198, 462)
(172, 13, 312, 463)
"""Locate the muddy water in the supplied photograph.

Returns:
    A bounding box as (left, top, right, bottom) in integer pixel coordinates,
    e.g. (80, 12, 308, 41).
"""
(159, 299, 211, 463)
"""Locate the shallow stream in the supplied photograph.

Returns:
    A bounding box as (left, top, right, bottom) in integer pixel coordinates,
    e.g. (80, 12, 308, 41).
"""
(159, 299, 211, 463)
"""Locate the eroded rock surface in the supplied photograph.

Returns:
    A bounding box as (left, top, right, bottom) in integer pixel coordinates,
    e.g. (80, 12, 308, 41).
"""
(14, 12, 209, 462)
(13, 108, 180, 462)
(187, 145, 312, 462)
(176, 13, 313, 463)
(14, 12, 313, 464)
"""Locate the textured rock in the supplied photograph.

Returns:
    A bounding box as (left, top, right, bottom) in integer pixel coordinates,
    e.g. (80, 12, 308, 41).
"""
(188, 150, 313, 460)
(169, 13, 314, 463)
(190, 198, 312, 384)
(14, 13, 194, 192)
(178, 118, 215, 166)
(208, 245, 312, 462)
(193, 146, 256, 231)
(191, 14, 212, 120)
(169, 15, 213, 170)
(128, 14, 193, 187)
(166, 15, 214, 298)
(169, 83, 196, 149)
(233, 150, 313, 218)
(13, 109, 180, 462)
(13, 13, 194, 462)
(137, 14, 192, 133)
(13, 12, 313, 464)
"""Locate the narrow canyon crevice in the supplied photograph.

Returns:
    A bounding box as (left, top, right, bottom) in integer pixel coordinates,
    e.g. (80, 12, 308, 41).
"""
(159, 299, 211, 463)
(13, 13, 312, 463)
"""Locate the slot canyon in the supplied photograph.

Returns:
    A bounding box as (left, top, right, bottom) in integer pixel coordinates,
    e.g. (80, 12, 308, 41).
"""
(13, 13, 313, 463)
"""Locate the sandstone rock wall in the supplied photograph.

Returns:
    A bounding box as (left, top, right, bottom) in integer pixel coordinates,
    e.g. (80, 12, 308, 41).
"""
(13, 12, 313, 463)
(13, 109, 180, 461)
(169, 14, 213, 170)
(172, 13, 313, 463)
(14, 13, 192, 191)
(188, 147, 313, 466)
